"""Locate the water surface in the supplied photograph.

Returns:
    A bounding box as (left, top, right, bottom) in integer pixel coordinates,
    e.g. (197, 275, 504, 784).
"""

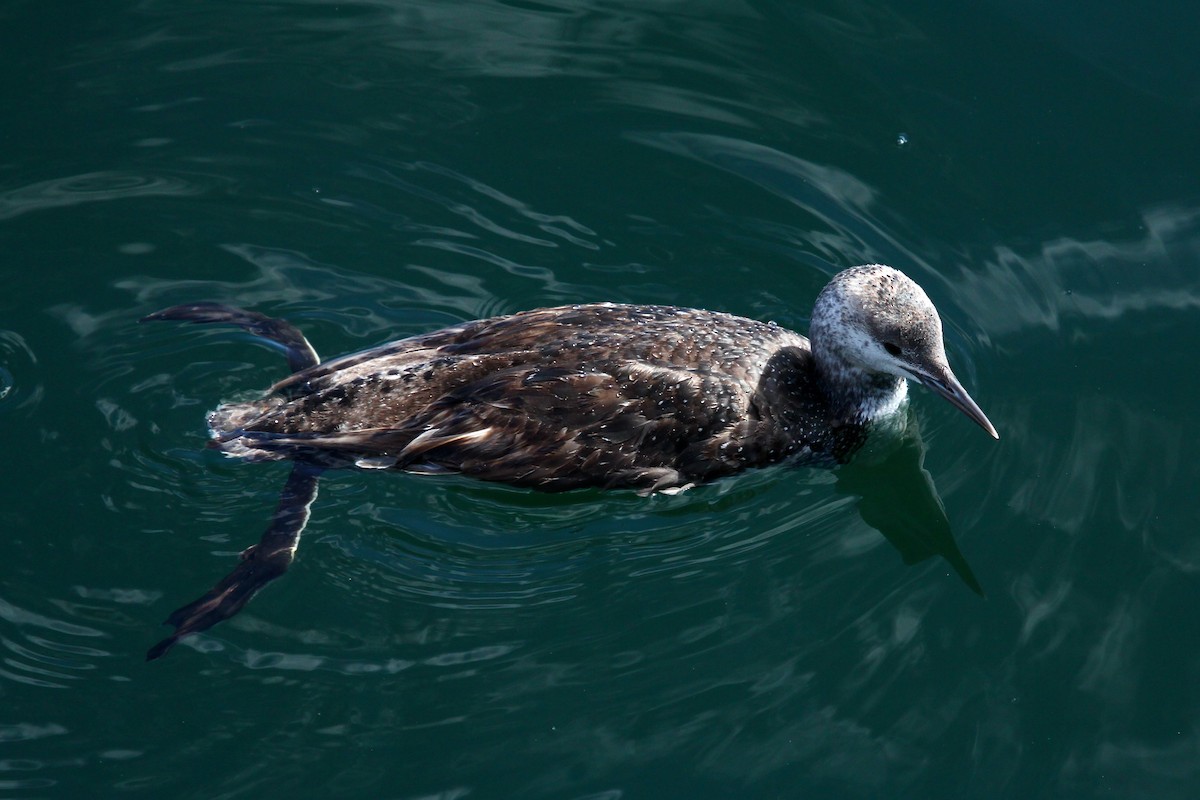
(2, 1, 1198, 797)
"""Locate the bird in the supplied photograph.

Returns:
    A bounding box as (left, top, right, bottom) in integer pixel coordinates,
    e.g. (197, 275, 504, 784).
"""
(140, 264, 997, 659)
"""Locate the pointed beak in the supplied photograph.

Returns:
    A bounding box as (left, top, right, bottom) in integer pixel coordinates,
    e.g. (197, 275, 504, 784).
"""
(909, 365, 999, 440)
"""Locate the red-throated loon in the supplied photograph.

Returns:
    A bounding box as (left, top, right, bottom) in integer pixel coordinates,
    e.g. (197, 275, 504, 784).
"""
(141, 264, 997, 659)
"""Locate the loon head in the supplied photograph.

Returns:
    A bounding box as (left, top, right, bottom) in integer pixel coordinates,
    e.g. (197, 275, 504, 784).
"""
(810, 264, 999, 439)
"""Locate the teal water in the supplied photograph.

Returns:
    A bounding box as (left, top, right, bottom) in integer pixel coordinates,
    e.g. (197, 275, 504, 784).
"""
(3, 1, 1199, 797)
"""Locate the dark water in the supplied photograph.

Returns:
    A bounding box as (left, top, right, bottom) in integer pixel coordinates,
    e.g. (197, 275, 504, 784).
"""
(3, 1, 1199, 797)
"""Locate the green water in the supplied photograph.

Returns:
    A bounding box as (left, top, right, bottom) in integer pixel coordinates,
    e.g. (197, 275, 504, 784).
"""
(3, 1, 1199, 797)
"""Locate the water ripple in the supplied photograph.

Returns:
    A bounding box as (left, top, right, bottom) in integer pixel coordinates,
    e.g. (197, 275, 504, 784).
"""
(0, 596, 109, 690)
(626, 131, 921, 275)
(0, 172, 201, 220)
(959, 204, 1200, 335)
(0, 330, 40, 417)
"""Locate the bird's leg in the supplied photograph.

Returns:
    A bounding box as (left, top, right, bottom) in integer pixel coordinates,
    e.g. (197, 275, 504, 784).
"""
(146, 463, 322, 660)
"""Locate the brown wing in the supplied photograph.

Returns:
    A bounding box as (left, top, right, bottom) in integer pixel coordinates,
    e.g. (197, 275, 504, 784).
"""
(234, 361, 747, 492)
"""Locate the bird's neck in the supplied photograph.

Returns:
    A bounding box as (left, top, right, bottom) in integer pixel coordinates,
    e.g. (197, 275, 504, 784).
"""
(812, 346, 908, 425)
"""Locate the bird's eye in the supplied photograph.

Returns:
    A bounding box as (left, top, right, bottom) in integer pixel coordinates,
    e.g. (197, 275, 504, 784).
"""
(883, 342, 902, 356)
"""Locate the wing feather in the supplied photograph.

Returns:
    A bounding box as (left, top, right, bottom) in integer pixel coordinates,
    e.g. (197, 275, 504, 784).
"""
(224, 360, 747, 491)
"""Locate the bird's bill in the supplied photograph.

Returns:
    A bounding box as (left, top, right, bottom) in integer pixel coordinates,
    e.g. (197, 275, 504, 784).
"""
(913, 367, 999, 439)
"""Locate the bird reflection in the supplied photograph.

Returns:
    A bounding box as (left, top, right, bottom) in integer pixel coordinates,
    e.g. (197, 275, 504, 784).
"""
(836, 414, 983, 596)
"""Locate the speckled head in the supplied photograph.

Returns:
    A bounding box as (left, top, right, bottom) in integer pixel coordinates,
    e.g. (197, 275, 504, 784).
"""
(810, 265, 999, 439)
